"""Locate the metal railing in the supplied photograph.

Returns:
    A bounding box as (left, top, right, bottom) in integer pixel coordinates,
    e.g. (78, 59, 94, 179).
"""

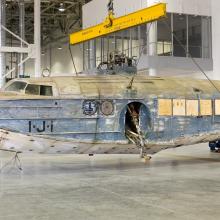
(83, 40, 211, 70)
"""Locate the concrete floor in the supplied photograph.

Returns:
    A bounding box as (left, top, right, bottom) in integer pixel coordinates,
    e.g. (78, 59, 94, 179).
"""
(0, 143, 220, 220)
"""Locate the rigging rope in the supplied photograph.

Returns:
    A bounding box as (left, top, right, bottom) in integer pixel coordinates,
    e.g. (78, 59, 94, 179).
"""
(127, 22, 153, 90)
(69, 44, 78, 76)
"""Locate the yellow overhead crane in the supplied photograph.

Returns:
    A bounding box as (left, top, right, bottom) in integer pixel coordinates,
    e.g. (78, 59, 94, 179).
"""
(69, 3, 166, 45)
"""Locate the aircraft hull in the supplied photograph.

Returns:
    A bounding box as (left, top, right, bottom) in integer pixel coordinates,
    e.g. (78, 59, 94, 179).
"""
(1, 75, 220, 155)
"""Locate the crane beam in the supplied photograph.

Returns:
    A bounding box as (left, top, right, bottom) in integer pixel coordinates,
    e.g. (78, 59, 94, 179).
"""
(70, 3, 166, 45)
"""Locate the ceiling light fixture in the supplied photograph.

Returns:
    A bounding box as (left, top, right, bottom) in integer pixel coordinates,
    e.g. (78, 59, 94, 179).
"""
(58, 3, 66, 12)
(58, 46, 63, 50)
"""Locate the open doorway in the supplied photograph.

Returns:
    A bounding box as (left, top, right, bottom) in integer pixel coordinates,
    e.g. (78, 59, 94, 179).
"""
(125, 102, 142, 144)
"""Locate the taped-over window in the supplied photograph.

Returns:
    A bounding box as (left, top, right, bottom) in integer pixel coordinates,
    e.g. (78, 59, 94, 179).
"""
(215, 100, 220, 115)
(158, 99, 172, 116)
(173, 99, 185, 116)
(186, 100, 199, 116)
(200, 100, 212, 116)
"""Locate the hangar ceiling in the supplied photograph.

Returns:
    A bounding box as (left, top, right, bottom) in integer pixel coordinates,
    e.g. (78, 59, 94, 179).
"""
(5, 0, 91, 47)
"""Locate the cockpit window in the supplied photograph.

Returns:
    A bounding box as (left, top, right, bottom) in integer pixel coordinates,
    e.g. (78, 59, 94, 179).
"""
(40, 85, 53, 96)
(25, 84, 53, 96)
(5, 81, 27, 92)
(25, 84, 40, 95)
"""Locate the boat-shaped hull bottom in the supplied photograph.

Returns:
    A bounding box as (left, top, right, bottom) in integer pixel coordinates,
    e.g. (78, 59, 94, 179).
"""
(0, 129, 219, 155)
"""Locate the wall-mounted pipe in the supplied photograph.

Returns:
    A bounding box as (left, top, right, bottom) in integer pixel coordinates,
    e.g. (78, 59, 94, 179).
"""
(0, 0, 6, 87)
(147, 0, 158, 76)
(34, 0, 41, 77)
(19, 0, 25, 77)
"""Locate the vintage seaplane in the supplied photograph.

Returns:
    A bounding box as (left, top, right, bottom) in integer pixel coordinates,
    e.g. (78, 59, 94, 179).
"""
(0, 3, 219, 161)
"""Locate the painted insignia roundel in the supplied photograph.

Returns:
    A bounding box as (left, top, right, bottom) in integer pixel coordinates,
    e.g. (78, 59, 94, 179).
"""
(82, 100, 98, 116)
(101, 101, 114, 116)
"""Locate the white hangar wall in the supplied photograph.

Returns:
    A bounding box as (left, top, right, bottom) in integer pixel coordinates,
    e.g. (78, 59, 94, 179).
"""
(24, 43, 83, 77)
(211, 0, 220, 80)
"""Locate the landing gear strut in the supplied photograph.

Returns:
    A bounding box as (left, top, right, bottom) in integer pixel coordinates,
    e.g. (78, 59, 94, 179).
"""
(209, 141, 220, 153)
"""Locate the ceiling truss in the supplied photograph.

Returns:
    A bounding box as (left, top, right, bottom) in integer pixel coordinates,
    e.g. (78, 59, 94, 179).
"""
(5, 0, 91, 47)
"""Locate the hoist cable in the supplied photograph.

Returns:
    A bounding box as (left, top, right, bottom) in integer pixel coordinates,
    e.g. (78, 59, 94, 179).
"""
(69, 44, 78, 76)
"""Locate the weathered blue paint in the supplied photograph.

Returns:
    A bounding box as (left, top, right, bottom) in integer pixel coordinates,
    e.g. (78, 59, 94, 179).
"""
(0, 97, 218, 145)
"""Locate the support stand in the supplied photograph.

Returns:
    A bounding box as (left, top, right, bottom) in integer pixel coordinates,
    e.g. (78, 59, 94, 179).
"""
(0, 150, 22, 172)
